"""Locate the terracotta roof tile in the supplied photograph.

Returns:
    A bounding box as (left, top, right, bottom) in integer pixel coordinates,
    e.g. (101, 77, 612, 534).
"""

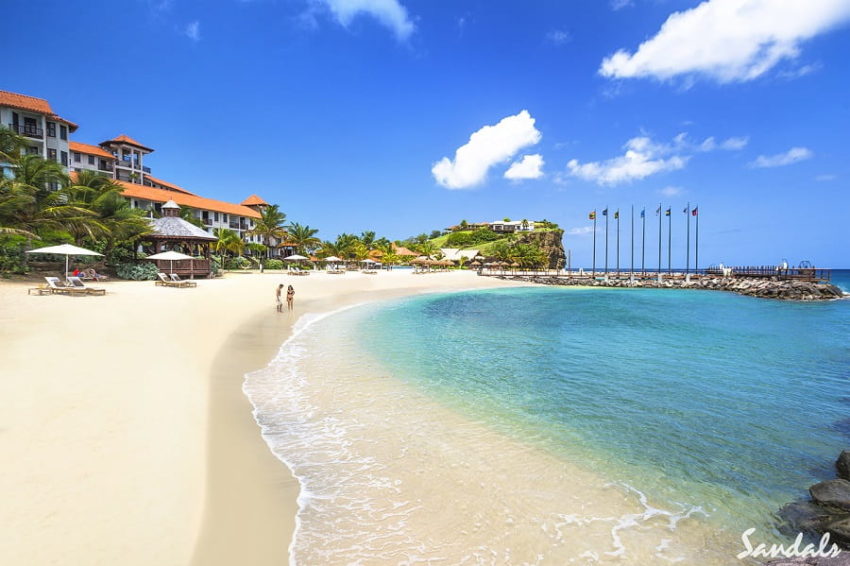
(144, 175, 196, 196)
(102, 134, 153, 152)
(241, 194, 269, 206)
(69, 141, 116, 160)
(118, 180, 261, 218)
(0, 90, 78, 131)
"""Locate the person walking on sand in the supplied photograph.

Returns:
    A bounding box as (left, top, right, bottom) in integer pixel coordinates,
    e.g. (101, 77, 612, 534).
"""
(276, 284, 284, 312)
(286, 285, 295, 311)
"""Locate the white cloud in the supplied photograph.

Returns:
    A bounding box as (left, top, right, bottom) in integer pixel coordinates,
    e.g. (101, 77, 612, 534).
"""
(749, 147, 813, 168)
(315, 0, 415, 40)
(697, 135, 749, 151)
(505, 154, 544, 181)
(432, 110, 542, 189)
(815, 173, 836, 182)
(567, 136, 688, 186)
(185, 20, 200, 42)
(568, 226, 596, 236)
(546, 30, 571, 45)
(660, 186, 683, 197)
(599, 0, 850, 83)
(611, 0, 633, 10)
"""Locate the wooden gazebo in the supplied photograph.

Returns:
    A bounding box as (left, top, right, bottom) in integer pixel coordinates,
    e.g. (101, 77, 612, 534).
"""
(144, 200, 216, 278)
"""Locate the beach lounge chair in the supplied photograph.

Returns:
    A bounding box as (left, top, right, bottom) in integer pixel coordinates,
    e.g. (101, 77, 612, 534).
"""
(169, 273, 197, 287)
(44, 276, 87, 296)
(66, 276, 107, 296)
(155, 272, 181, 287)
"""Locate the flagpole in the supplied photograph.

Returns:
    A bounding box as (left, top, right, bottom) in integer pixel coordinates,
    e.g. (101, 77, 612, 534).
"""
(667, 207, 672, 274)
(630, 205, 634, 277)
(657, 203, 662, 275)
(641, 208, 646, 275)
(695, 205, 699, 274)
(616, 210, 620, 275)
(592, 212, 597, 276)
(685, 202, 691, 274)
(605, 205, 609, 275)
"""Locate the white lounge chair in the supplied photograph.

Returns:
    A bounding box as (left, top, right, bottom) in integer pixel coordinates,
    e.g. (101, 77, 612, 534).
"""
(66, 276, 107, 295)
(169, 273, 197, 287)
(155, 272, 181, 287)
(44, 276, 87, 296)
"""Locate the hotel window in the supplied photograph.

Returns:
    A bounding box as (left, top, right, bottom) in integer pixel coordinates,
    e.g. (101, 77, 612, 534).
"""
(47, 148, 57, 162)
(214, 212, 219, 222)
(47, 122, 56, 137)
(61, 151, 68, 167)
(60, 125, 67, 140)
(26, 146, 39, 155)
(74, 152, 81, 162)
(88, 155, 95, 165)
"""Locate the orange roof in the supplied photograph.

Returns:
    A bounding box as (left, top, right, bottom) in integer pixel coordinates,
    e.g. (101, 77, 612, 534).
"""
(102, 134, 153, 152)
(69, 141, 115, 160)
(393, 244, 419, 256)
(117, 181, 261, 218)
(241, 194, 269, 206)
(0, 90, 78, 131)
(144, 175, 196, 196)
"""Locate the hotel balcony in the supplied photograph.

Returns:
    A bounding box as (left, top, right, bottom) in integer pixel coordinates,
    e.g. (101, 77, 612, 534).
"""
(10, 123, 43, 139)
(116, 159, 139, 169)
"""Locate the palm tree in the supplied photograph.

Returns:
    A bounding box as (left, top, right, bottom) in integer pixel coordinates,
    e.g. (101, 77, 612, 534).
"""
(0, 125, 27, 165)
(249, 204, 287, 256)
(213, 227, 244, 267)
(288, 222, 321, 255)
(359, 230, 376, 249)
(417, 240, 438, 258)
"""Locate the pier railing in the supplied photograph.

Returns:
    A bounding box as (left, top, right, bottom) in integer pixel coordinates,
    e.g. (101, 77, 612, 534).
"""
(703, 266, 831, 282)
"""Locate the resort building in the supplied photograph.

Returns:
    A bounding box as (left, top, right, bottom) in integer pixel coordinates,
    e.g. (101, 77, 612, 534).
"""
(0, 89, 77, 178)
(489, 220, 535, 233)
(4, 88, 277, 251)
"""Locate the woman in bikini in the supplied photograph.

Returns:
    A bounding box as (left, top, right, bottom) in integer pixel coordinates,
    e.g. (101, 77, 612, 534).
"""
(286, 285, 295, 311)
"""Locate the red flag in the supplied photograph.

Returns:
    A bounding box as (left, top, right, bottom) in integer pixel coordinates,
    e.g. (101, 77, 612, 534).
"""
(692, 207, 698, 216)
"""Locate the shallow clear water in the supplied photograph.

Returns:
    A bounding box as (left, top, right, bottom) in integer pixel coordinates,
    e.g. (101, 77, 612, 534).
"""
(245, 281, 850, 564)
(358, 285, 850, 532)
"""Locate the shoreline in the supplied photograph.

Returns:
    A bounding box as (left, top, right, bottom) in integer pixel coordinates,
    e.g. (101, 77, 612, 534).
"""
(251, 290, 746, 564)
(179, 272, 535, 565)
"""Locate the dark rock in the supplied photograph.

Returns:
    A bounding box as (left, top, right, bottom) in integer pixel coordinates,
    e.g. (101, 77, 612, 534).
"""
(838, 451, 850, 481)
(811, 480, 850, 511)
(766, 555, 850, 566)
(824, 514, 850, 547)
(780, 501, 835, 535)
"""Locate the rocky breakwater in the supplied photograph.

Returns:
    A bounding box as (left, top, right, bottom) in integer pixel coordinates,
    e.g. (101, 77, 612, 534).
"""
(488, 274, 846, 301)
(766, 451, 850, 565)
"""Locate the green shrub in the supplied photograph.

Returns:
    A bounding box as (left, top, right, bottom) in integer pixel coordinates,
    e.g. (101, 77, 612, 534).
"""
(115, 262, 159, 280)
(445, 228, 503, 248)
(224, 256, 252, 270)
(263, 258, 284, 270)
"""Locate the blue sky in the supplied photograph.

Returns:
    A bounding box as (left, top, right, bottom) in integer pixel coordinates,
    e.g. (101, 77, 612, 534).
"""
(5, 0, 850, 267)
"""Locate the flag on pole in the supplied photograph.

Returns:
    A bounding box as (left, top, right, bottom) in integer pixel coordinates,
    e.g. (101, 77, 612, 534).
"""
(588, 211, 596, 220)
(640, 208, 645, 218)
(656, 205, 661, 215)
(602, 208, 608, 216)
(614, 210, 619, 219)
(692, 207, 698, 216)
(665, 207, 671, 216)
(683, 206, 689, 214)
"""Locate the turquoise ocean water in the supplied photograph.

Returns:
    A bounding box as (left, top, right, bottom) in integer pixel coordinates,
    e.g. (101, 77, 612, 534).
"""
(352, 271, 850, 539)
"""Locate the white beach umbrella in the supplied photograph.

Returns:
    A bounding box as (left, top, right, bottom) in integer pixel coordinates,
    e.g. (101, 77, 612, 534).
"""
(322, 256, 342, 262)
(283, 254, 308, 261)
(361, 258, 379, 264)
(146, 250, 193, 275)
(26, 243, 103, 277)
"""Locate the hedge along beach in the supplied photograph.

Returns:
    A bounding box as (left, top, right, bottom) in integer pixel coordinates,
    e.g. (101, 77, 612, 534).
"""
(0, 270, 530, 566)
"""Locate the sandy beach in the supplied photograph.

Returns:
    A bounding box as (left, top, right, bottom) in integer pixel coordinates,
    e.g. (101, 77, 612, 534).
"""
(0, 270, 526, 566)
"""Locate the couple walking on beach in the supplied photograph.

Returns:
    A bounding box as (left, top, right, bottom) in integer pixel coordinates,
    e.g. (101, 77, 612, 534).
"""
(276, 284, 295, 312)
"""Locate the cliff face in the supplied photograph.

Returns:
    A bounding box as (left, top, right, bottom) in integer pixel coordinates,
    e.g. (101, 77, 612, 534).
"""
(516, 230, 566, 269)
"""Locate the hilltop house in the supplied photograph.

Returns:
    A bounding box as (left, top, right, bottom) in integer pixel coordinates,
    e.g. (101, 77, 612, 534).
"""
(445, 219, 536, 233)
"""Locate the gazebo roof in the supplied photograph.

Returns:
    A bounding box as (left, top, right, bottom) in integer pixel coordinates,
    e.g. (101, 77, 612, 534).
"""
(149, 216, 216, 240)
